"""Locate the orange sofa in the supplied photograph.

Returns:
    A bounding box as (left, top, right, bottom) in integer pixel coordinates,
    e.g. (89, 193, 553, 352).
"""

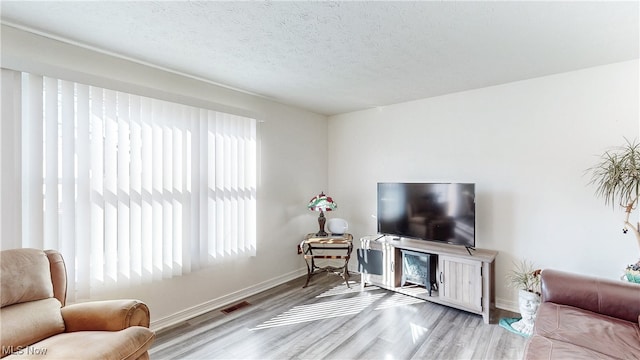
(1, 248, 155, 359)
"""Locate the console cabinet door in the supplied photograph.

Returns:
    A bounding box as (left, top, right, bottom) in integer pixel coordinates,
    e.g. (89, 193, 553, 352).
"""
(359, 239, 400, 289)
(358, 239, 385, 287)
(438, 255, 482, 312)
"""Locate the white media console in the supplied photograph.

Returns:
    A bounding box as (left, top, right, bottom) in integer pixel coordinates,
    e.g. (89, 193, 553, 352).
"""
(358, 235, 497, 324)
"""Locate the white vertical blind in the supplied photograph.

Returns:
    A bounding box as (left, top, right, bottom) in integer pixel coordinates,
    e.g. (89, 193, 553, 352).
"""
(60, 80, 76, 297)
(76, 84, 91, 299)
(0, 70, 23, 250)
(10, 70, 257, 301)
(22, 74, 44, 249)
(44, 77, 59, 251)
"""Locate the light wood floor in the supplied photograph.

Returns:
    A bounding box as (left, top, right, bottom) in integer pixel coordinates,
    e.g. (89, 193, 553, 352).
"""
(150, 273, 526, 360)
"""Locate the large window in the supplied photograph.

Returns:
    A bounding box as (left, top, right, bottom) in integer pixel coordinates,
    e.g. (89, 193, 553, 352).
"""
(9, 70, 256, 301)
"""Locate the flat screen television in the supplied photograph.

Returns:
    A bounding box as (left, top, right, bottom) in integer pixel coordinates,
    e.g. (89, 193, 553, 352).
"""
(377, 182, 475, 248)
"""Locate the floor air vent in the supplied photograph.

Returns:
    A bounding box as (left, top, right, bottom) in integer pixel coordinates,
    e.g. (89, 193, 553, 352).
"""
(221, 301, 251, 314)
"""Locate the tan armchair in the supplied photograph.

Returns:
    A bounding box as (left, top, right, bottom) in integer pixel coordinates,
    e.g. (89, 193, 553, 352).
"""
(1, 248, 155, 359)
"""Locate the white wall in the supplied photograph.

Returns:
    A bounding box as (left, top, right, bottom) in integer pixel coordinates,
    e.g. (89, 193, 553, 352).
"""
(0, 25, 326, 329)
(329, 60, 639, 311)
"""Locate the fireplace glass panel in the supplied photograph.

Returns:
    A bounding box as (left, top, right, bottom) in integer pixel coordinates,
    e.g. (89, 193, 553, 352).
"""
(401, 249, 437, 296)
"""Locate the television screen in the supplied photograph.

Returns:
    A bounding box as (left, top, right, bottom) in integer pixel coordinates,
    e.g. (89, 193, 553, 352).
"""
(377, 182, 475, 248)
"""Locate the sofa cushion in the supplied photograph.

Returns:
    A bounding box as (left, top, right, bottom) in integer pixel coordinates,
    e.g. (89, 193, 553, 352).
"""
(541, 269, 640, 323)
(3, 327, 155, 360)
(534, 302, 640, 359)
(524, 334, 620, 360)
(0, 298, 65, 358)
(1, 249, 53, 307)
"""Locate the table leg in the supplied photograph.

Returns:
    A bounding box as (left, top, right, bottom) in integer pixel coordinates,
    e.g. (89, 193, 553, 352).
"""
(344, 243, 352, 288)
(302, 246, 313, 288)
(343, 267, 350, 288)
(303, 268, 312, 288)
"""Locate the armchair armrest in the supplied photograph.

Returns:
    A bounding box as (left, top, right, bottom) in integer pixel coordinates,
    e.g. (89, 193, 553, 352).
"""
(61, 299, 151, 332)
(541, 269, 640, 323)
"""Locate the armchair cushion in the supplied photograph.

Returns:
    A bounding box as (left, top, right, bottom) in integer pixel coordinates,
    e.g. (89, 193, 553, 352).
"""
(1, 298, 65, 353)
(62, 299, 151, 332)
(1, 249, 53, 306)
(4, 328, 154, 360)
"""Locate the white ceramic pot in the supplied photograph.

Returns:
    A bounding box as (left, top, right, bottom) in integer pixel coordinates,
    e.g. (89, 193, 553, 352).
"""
(511, 289, 541, 336)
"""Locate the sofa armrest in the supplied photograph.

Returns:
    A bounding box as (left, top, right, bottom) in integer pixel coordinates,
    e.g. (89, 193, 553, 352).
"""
(541, 269, 640, 323)
(61, 299, 151, 332)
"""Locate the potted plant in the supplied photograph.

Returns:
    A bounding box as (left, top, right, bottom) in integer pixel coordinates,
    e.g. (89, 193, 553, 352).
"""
(588, 139, 640, 283)
(505, 259, 541, 336)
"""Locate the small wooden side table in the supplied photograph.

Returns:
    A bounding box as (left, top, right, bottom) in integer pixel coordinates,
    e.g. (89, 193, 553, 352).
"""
(300, 233, 353, 288)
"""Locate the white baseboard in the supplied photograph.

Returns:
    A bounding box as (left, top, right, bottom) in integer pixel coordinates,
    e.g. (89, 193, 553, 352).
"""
(496, 297, 519, 313)
(150, 267, 307, 332)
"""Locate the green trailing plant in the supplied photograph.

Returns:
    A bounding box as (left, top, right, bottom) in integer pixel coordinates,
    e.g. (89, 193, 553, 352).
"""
(506, 259, 541, 295)
(587, 138, 640, 261)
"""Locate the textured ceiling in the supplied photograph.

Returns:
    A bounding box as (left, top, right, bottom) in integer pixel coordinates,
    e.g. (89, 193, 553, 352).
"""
(1, 1, 638, 116)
